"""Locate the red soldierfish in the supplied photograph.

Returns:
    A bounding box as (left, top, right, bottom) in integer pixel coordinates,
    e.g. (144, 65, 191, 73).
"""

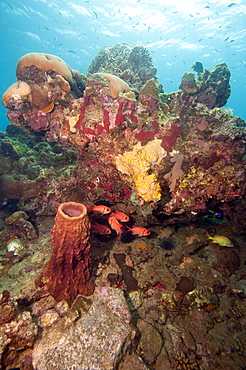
(127, 226, 150, 237)
(108, 216, 123, 235)
(91, 223, 111, 235)
(88, 205, 111, 215)
(111, 211, 130, 222)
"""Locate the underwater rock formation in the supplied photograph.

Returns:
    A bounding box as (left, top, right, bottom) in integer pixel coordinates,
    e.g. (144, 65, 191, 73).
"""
(1, 45, 246, 222)
(32, 287, 132, 370)
(0, 290, 17, 325)
(179, 62, 231, 109)
(36, 202, 94, 305)
(0, 308, 38, 369)
(2, 52, 86, 131)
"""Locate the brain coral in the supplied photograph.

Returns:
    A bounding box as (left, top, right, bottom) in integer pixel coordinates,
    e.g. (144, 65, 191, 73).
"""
(16, 52, 86, 99)
(2, 81, 31, 110)
(16, 52, 74, 82)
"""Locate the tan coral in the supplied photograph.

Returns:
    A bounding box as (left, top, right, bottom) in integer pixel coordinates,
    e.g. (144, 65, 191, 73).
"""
(30, 84, 54, 113)
(55, 74, 71, 92)
(16, 52, 73, 83)
(2, 81, 31, 109)
(93, 73, 130, 98)
(41, 102, 55, 113)
(3, 53, 78, 113)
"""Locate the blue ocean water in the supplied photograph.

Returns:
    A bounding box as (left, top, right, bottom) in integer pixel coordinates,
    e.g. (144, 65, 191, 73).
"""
(0, 0, 245, 131)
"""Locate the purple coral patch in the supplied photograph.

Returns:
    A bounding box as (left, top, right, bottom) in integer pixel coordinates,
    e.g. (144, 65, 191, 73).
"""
(24, 110, 50, 131)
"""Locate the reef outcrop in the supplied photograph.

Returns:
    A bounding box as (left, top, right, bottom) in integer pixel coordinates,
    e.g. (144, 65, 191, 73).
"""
(1, 44, 246, 223)
(2, 52, 86, 129)
(179, 62, 231, 109)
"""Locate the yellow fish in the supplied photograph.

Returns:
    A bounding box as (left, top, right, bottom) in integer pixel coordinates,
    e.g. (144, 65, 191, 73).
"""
(207, 234, 234, 248)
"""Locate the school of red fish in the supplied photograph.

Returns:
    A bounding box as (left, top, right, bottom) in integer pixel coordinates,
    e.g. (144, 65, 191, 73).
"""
(87, 205, 151, 237)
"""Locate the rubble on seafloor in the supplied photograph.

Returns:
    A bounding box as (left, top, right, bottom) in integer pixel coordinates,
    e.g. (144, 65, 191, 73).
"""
(0, 43, 245, 369)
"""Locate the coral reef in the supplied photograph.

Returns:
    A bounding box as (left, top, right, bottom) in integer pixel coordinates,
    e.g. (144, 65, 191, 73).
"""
(0, 43, 246, 370)
(1, 44, 246, 223)
(0, 125, 79, 215)
(196, 62, 231, 108)
(36, 202, 94, 305)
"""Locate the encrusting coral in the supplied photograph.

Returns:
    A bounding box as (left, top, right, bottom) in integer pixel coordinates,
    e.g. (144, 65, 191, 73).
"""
(116, 139, 166, 203)
(140, 78, 160, 101)
(36, 202, 94, 305)
(179, 72, 200, 94)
